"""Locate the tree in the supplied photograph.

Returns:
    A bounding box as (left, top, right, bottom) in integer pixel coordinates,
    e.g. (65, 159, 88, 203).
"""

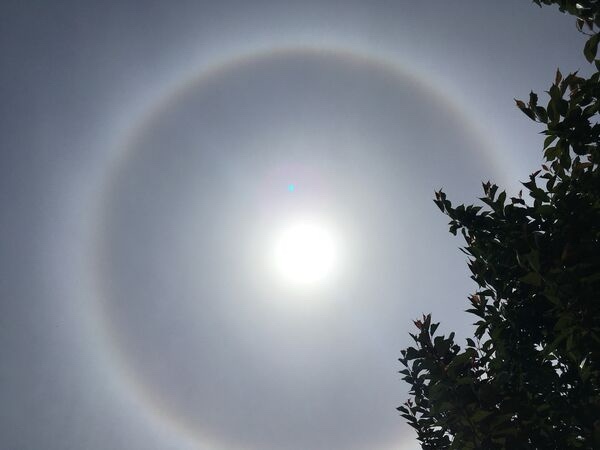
(398, 2, 600, 448)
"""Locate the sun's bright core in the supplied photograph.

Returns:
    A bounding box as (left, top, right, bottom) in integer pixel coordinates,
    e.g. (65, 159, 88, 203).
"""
(272, 220, 338, 286)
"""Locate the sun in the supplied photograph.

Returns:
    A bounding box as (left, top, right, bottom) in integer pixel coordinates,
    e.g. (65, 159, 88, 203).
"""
(272, 219, 338, 286)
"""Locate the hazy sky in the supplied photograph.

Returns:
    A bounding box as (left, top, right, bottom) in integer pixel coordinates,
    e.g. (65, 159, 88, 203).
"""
(0, 1, 590, 449)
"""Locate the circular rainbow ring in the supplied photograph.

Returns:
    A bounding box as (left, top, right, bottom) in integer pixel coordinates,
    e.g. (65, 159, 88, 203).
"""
(84, 45, 513, 450)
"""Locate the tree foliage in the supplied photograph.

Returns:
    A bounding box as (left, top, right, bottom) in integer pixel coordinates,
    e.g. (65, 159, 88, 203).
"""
(398, 2, 600, 448)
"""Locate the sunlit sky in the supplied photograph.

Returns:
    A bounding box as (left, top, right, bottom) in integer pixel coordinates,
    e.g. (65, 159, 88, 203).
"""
(0, 1, 590, 449)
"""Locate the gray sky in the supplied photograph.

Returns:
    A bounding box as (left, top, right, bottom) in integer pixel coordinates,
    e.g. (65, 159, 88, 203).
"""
(0, 1, 590, 449)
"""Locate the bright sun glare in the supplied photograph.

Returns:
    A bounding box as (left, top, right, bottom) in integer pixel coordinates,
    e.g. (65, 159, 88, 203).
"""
(272, 219, 338, 286)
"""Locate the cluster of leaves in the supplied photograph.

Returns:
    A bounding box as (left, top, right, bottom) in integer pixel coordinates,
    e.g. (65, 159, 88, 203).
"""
(398, 2, 600, 448)
(534, 0, 600, 62)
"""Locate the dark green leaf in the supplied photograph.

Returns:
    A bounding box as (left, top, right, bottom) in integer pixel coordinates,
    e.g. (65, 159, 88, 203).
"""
(584, 33, 600, 62)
